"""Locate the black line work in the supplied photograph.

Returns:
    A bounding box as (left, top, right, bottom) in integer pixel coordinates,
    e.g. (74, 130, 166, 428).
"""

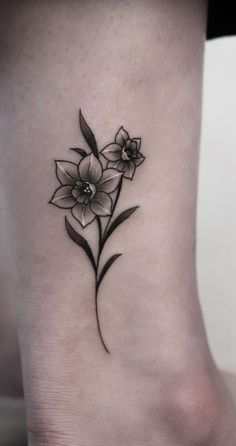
(49, 110, 145, 353)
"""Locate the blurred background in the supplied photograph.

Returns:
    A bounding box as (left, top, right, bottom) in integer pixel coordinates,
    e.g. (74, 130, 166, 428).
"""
(198, 36, 236, 374)
(0, 35, 236, 445)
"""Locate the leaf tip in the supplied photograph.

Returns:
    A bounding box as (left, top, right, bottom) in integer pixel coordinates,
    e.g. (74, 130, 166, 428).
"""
(79, 108, 84, 122)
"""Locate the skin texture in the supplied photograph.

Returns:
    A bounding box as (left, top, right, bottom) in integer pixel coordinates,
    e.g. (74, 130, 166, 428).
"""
(0, 0, 236, 445)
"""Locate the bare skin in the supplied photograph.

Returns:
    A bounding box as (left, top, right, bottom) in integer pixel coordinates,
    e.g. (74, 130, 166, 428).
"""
(0, 1, 236, 445)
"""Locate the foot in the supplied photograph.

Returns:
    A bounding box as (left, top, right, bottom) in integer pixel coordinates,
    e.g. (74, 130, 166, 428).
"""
(26, 352, 236, 446)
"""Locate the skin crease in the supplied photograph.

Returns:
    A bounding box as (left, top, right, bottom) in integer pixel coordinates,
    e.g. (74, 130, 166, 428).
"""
(0, 0, 236, 445)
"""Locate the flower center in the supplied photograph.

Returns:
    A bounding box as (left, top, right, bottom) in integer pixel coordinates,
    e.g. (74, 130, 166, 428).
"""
(121, 141, 137, 161)
(72, 181, 97, 204)
(82, 181, 96, 199)
(121, 146, 131, 161)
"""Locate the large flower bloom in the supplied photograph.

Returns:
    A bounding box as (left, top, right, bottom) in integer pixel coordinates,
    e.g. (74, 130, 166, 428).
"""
(50, 154, 122, 227)
(101, 127, 145, 180)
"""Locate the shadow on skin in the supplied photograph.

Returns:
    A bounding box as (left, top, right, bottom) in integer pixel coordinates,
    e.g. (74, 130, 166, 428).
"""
(0, 397, 27, 446)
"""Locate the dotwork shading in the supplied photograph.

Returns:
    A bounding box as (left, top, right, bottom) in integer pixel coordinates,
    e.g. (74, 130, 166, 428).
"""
(49, 111, 145, 353)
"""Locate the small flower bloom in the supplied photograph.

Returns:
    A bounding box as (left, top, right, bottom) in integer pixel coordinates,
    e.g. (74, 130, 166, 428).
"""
(50, 154, 123, 227)
(101, 127, 145, 180)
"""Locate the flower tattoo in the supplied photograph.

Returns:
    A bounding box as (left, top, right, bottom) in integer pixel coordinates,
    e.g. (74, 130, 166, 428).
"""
(50, 155, 122, 227)
(101, 127, 145, 179)
(49, 111, 145, 353)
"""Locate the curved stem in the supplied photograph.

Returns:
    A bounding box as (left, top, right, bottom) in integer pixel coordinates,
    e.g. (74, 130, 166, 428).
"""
(94, 179, 123, 354)
(103, 176, 123, 242)
(95, 281, 110, 354)
(96, 216, 103, 263)
(95, 216, 110, 353)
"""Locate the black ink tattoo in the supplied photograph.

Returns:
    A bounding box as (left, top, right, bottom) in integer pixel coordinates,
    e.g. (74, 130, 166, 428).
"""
(49, 110, 145, 353)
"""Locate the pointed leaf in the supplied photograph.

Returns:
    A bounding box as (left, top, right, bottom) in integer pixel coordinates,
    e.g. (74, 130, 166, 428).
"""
(70, 148, 88, 158)
(97, 253, 122, 290)
(79, 110, 99, 158)
(103, 206, 139, 245)
(65, 217, 96, 272)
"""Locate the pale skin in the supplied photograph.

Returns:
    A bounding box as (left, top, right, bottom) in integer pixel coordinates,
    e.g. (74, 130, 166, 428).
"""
(0, 0, 236, 445)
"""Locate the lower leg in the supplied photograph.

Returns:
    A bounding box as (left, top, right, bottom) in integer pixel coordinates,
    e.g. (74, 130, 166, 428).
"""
(1, 0, 236, 445)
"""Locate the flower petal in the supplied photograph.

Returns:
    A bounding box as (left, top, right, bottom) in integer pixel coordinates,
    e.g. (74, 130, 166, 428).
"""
(107, 160, 125, 172)
(56, 161, 79, 185)
(77, 192, 90, 204)
(115, 127, 129, 146)
(125, 139, 132, 148)
(96, 169, 123, 193)
(101, 143, 122, 161)
(130, 141, 137, 152)
(90, 192, 112, 216)
(72, 203, 96, 227)
(132, 138, 141, 152)
(72, 188, 80, 198)
(123, 161, 136, 180)
(49, 185, 76, 208)
(78, 154, 103, 184)
(134, 153, 145, 166)
(72, 182, 84, 198)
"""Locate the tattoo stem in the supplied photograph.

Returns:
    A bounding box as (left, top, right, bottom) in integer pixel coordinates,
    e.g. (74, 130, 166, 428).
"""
(103, 176, 123, 244)
(94, 179, 123, 354)
(95, 216, 110, 354)
(95, 281, 110, 354)
(96, 216, 103, 261)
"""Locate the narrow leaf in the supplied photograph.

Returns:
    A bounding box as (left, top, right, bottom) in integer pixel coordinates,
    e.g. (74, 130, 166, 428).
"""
(65, 217, 96, 272)
(97, 253, 122, 289)
(103, 206, 139, 244)
(70, 148, 88, 158)
(79, 110, 99, 158)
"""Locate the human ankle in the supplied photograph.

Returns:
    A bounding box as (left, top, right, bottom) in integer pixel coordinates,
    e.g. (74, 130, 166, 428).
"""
(155, 364, 224, 444)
